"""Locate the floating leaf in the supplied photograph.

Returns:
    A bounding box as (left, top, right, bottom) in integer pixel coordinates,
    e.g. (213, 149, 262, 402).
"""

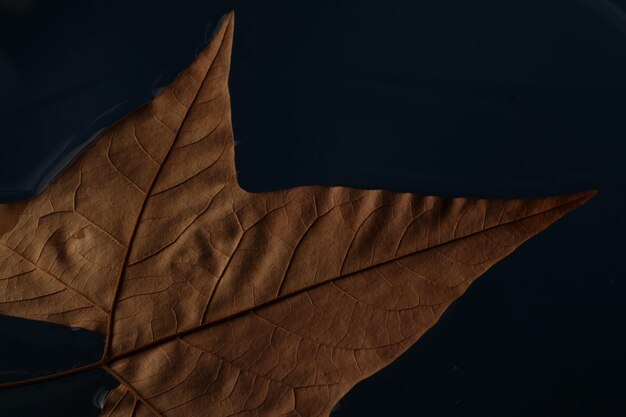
(0, 12, 594, 417)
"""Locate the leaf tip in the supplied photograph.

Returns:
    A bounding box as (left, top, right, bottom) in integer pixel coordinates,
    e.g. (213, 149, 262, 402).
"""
(569, 188, 598, 207)
(532, 188, 597, 232)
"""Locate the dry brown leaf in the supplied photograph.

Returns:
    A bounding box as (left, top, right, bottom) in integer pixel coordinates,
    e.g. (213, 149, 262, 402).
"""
(0, 12, 594, 417)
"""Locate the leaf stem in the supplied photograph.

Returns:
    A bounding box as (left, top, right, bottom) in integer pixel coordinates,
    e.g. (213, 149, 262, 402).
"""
(0, 360, 104, 389)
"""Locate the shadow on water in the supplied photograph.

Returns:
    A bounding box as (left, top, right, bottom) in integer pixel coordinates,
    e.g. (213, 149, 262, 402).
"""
(0, 0, 625, 416)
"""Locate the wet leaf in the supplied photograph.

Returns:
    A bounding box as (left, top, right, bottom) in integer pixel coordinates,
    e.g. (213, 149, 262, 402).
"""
(0, 12, 594, 417)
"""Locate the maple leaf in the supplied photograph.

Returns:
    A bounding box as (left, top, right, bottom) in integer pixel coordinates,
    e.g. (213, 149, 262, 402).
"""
(0, 12, 594, 417)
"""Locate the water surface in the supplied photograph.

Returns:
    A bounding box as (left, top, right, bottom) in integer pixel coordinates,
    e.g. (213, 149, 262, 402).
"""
(0, 1, 624, 416)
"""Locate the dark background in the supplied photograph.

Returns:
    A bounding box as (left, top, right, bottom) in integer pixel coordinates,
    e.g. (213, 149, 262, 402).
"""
(0, 0, 624, 416)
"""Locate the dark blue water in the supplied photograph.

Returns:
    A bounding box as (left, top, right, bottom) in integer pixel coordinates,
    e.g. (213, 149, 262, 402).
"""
(1, 1, 624, 416)
(0, 0, 231, 200)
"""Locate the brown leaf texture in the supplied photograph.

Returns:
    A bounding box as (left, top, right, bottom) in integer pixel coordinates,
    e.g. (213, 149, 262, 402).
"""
(0, 12, 595, 417)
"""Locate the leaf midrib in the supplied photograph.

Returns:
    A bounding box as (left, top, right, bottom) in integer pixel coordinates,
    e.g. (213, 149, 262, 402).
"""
(107, 192, 587, 363)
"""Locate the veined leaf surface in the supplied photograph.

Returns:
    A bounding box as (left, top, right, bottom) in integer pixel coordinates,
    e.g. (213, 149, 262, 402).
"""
(0, 12, 594, 417)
